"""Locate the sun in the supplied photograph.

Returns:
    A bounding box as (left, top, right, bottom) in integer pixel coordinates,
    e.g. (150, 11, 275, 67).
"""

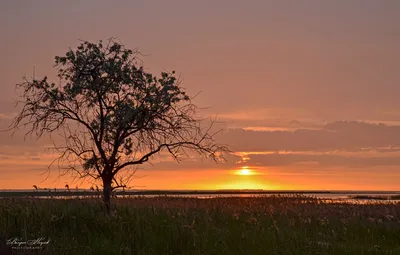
(240, 169, 251, 175)
(236, 166, 253, 176)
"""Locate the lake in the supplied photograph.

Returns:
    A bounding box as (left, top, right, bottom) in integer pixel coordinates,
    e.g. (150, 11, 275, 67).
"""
(1, 190, 400, 203)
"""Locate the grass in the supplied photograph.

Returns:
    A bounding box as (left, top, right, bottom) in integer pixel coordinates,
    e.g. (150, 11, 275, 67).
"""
(349, 195, 400, 200)
(0, 195, 400, 254)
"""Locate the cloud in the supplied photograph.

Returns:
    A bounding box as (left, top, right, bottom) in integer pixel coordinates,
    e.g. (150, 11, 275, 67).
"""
(0, 113, 13, 120)
(212, 108, 324, 131)
(242, 153, 400, 168)
(4, 120, 400, 172)
(140, 153, 241, 171)
(216, 121, 400, 168)
(218, 121, 400, 152)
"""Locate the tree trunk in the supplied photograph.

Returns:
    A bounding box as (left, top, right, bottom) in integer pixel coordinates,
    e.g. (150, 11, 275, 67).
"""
(102, 177, 112, 215)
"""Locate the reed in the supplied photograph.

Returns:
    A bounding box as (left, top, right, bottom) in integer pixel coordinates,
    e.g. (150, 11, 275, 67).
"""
(1, 196, 399, 254)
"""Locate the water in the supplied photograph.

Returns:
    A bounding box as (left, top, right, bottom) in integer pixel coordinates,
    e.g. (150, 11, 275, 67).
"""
(0, 190, 400, 203)
(1, 190, 400, 203)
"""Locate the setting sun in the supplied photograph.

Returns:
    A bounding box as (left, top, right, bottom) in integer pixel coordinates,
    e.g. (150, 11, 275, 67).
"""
(237, 167, 253, 176)
(239, 169, 251, 175)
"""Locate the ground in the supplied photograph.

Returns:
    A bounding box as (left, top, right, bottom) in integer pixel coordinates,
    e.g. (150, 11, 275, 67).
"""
(1, 195, 400, 254)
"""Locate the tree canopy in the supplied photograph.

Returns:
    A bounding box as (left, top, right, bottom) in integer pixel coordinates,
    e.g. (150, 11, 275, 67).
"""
(11, 39, 227, 211)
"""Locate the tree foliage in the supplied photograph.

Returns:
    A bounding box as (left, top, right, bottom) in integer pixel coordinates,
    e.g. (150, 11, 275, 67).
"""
(11, 39, 227, 211)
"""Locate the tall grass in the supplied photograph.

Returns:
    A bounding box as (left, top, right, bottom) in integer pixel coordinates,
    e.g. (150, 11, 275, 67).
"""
(1, 195, 399, 254)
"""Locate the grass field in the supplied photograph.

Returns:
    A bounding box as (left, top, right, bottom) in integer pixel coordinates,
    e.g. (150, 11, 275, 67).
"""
(1, 195, 400, 254)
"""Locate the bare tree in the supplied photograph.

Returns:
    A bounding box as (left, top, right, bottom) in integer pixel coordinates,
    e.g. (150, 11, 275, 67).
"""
(11, 39, 227, 213)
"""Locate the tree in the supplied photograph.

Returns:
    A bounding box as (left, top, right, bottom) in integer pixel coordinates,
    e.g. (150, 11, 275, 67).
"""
(11, 39, 227, 213)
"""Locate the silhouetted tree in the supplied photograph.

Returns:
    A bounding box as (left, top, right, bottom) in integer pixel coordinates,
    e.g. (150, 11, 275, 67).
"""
(11, 39, 227, 213)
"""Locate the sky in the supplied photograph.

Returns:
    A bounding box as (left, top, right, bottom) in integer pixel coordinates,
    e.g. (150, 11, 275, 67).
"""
(1, 1, 400, 190)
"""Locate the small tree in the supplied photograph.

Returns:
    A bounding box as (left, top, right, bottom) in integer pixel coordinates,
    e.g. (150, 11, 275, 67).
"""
(11, 39, 227, 213)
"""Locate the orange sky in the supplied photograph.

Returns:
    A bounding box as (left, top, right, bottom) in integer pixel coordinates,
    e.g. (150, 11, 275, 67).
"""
(1, 1, 400, 190)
